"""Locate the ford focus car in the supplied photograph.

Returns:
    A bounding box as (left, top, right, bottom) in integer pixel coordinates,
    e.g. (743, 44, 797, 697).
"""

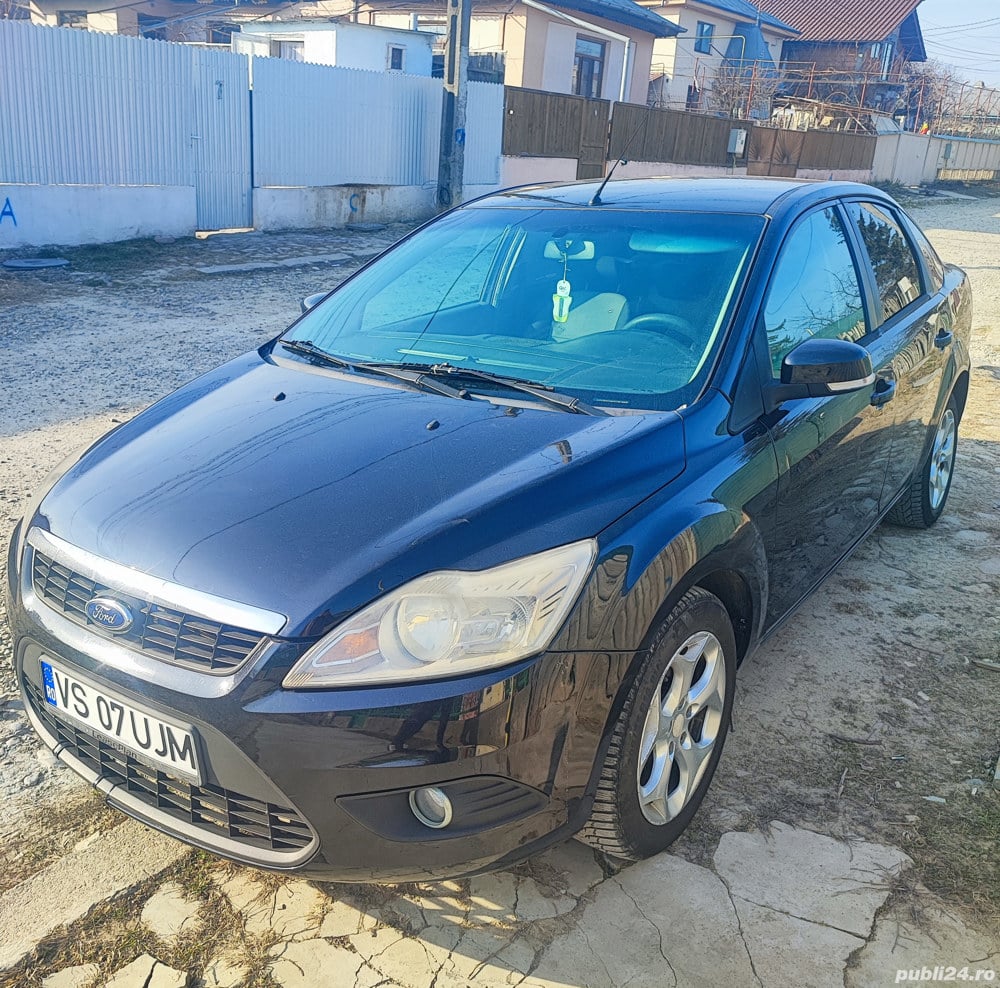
(5, 179, 971, 881)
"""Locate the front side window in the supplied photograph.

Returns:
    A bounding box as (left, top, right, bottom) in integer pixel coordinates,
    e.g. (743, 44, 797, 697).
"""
(286, 207, 765, 411)
(764, 207, 867, 375)
(695, 21, 715, 54)
(848, 202, 922, 322)
(573, 37, 605, 98)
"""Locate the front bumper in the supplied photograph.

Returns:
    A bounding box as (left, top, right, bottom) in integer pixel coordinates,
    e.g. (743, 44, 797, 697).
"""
(9, 535, 619, 882)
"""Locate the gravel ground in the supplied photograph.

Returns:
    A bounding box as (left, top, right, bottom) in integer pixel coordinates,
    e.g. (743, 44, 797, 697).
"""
(0, 197, 998, 985)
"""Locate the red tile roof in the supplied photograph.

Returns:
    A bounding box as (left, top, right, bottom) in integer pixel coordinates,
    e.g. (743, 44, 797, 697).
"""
(754, 0, 922, 43)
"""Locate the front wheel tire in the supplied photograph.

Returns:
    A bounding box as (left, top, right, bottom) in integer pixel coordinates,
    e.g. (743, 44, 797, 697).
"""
(578, 588, 736, 861)
(887, 395, 959, 529)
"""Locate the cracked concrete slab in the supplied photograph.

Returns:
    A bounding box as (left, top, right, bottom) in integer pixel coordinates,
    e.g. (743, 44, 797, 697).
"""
(102, 953, 185, 988)
(731, 895, 864, 988)
(140, 881, 201, 942)
(713, 821, 911, 937)
(41, 964, 100, 988)
(526, 853, 758, 988)
(268, 939, 385, 988)
(0, 820, 186, 971)
(846, 896, 1000, 988)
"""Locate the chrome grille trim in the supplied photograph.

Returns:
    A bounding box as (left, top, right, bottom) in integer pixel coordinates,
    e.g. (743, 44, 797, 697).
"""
(32, 549, 265, 674)
(27, 528, 286, 635)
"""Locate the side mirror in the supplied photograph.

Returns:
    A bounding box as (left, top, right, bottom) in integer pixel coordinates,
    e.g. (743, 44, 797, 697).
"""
(300, 291, 329, 314)
(768, 338, 875, 406)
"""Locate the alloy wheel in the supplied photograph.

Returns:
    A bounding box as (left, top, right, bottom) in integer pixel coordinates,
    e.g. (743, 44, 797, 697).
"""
(636, 631, 726, 826)
(929, 408, 957, 511)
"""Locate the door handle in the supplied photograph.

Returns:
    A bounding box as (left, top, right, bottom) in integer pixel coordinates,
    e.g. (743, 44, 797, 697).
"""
(934, 328, 954, 351)
(870, 378, 897, 408)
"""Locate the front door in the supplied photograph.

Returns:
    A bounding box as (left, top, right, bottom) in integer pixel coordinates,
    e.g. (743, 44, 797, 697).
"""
(758, 204, 896, 628)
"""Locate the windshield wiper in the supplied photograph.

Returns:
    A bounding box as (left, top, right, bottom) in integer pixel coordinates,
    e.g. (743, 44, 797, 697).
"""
(279, 339, 357, 369)
(277, 340, 469, 401)
(403, 363, 607, 416)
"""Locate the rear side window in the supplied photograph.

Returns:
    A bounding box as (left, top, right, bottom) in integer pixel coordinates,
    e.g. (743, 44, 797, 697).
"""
(763, 206, 867, 376)
(903, 216, 946, 293)
(848, 202, 922, 321)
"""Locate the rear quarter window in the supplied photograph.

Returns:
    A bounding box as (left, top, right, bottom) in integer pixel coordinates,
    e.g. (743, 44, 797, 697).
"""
(847, 202, 923, 321)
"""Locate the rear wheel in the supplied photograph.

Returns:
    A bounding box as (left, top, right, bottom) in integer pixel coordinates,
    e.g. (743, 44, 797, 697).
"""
(887, 395, 959, 529)
(578, 588, 736, 860)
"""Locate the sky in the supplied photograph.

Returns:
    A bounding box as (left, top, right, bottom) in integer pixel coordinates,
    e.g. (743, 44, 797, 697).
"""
(918, 0, 1000, 90)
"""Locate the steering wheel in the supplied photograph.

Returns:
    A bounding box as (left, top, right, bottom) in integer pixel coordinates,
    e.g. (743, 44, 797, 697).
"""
(618, 312, 700, 352)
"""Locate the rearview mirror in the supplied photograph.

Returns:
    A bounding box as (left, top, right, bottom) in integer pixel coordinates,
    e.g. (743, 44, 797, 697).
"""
(300, 291, 329, 314)
(769, 338, 875, 405)
(543, 239, 595, 261)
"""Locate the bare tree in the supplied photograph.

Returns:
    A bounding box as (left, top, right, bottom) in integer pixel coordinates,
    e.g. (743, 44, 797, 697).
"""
(0, 0, 30, 19)
(900, 60, 963, 131)
(707, 61, 780, 120)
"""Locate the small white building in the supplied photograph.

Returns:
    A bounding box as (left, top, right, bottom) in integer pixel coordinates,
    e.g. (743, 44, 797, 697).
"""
(235, 20, 436, 76)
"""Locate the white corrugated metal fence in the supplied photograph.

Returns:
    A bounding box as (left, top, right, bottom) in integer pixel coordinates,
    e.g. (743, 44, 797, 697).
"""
(0, 20, 252, 228)
(251, 57, 501, 188)
(1, 19, 502, 232)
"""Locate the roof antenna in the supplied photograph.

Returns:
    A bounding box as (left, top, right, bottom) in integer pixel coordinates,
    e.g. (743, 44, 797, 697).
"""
(589, 113, 651, 206)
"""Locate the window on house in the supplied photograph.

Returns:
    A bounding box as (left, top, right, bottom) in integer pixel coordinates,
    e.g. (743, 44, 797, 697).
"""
(686, 84, 702, 110)
(387, 45, 405, 71)
(694, 21, 714, 54)
(208, 21, 238, 45)
(272, 40, 305, 61)
(56, 10, 88, 29)
(573, 37, 605, 99)
(137, 12, 166, 39)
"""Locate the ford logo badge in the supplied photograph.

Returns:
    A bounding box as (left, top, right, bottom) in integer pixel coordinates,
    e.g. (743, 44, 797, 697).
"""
(84, 597, 134, 634)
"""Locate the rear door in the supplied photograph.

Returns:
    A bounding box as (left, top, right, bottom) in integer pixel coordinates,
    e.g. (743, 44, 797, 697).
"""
(757, 203, 897, 628)
(843, 200, 952, 504)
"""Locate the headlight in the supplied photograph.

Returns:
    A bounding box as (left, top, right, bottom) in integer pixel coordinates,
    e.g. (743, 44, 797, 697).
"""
(282, 539, 597, 688)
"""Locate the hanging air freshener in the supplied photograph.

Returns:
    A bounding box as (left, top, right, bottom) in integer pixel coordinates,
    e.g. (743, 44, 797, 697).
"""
(552, 252, 573, 323)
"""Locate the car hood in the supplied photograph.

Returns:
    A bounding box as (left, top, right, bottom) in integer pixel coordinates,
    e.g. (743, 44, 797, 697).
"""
(37, 349, 686, 637)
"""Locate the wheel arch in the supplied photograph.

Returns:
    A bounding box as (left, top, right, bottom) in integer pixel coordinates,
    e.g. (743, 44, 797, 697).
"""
(568, 512, 767, 805)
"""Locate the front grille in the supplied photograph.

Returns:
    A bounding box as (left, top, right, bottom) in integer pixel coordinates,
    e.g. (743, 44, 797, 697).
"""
(26, 679, 314, 854)
(32, 549, 266, 674)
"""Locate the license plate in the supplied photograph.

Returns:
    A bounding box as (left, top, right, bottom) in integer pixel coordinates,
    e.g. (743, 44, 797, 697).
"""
(40, 658, 201, 783)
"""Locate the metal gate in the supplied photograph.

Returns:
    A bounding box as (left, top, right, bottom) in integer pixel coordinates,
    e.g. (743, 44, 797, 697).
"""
(191, 49, 252, 231)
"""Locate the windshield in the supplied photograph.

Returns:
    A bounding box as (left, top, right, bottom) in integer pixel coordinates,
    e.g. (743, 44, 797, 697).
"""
(283, 206, 765, 411)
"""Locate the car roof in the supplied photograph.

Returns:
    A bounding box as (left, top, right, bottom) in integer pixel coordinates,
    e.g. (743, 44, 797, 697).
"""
(469, 177, 887, 216)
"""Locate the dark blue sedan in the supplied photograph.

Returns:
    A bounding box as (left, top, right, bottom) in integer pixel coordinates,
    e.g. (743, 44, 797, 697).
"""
(6, 179, 971, 880)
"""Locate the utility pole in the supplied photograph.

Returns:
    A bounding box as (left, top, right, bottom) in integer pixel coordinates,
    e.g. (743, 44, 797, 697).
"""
(437, 0, 471, 211)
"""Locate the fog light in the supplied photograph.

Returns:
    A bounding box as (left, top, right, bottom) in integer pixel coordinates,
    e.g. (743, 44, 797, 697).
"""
(409, 786, 453, 829)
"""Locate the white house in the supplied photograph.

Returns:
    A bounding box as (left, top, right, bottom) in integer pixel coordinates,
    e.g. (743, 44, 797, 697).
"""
(235, 20, 436, 76)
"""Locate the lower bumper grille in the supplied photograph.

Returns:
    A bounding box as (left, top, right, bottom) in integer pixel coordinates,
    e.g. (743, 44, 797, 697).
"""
(25, 678, 314, 856)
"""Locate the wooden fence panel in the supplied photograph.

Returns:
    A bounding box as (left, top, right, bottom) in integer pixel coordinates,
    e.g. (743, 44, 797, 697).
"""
(502, 86, 609, 179)
(798, 130, 875, 171)
(609, 103, 738, 166)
